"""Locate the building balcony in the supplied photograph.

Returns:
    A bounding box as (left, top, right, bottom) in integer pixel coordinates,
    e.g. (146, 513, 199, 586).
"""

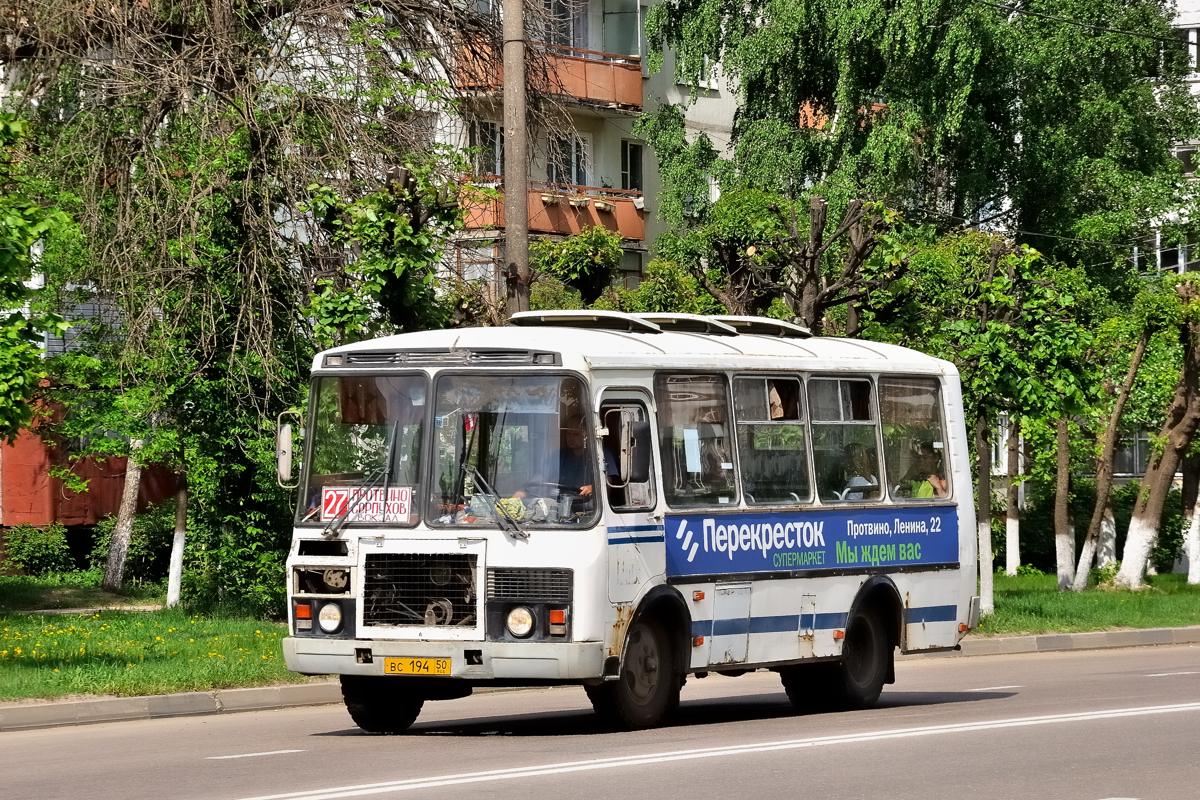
(463, 181, 645, 240)
(457, 43, 643, 111)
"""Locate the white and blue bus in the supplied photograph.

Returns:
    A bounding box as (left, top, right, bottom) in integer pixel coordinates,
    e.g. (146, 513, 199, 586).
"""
(278, 311, 980, 731)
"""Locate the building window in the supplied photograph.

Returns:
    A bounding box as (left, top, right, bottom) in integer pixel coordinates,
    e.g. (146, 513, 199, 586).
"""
(617, 249, 643, 289)
(469, 120, 503, 178)
(548, 134, 590, 186)
(1178, 27, 1200, 72)
(676, 54, 719, 91)
(1114, 432, 1153, 477)
(455, 242, 499, 284)
(620, 140, 643, 191)
(544, 0, 588, 50)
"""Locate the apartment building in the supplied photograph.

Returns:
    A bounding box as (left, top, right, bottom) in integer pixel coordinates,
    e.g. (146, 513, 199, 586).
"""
(445, 0, 737, 292)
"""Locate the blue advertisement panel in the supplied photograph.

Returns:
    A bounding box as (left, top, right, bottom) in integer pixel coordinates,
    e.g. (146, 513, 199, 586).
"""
(664, 505, 959, 579)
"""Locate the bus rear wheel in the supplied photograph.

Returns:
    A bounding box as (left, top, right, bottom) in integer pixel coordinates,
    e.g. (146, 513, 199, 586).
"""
(837, 609, 889, 708)
(340, 675, 424, 734)
(586, 617, 680, 729)
(779, 610, 890, 712)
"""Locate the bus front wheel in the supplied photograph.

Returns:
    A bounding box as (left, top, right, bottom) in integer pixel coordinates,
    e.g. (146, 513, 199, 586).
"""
(340, 675, 424, 734)
(586, 617, 680, 729)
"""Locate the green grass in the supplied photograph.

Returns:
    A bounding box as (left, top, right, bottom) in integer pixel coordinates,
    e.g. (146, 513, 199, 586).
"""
(0, 571, 164, 613)
(979, 572, 1200, 636)
(0, 609, 306, 701)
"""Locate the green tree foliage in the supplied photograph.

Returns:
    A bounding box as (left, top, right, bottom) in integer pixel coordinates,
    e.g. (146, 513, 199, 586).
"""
(530, 226, 624, 304)
(643, 0, 1196, 304)
(6, 1, 487, 614)
(594, 258, 723, 314)
(0, 115, 68, 441)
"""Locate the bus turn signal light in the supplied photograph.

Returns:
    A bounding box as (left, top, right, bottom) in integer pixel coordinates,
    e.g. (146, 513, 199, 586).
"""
(548, 609, 566, 625)
(692, 636, 705, 647)
(692, 591, 705, 601)
(833, 629, 845, 640)
(294, 601, 313, 631)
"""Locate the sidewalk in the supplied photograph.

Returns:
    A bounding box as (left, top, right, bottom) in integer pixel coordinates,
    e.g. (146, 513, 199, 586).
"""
(3, 625, 1199, 732)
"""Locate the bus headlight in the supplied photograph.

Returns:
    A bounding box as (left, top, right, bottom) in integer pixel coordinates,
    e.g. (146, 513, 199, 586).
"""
(506, 606, 535, 638)
(318, 602, 343, 633)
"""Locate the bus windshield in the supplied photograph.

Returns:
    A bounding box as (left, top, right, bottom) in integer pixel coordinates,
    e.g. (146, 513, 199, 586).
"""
(298, 375, 427, 526)
(430, 374, 598, 528)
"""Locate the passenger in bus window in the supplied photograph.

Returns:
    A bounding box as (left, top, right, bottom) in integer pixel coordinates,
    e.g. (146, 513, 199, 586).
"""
(906, 442, 947, 498)
(840, 442, 879, 500)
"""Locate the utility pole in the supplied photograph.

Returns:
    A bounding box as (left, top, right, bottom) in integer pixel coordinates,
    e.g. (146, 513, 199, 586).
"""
(502, 0, 530, 315)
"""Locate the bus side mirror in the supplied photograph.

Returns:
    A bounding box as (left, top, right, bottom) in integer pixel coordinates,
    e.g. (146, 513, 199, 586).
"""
(618, 411, 651, 485)
(277, 412, 301, 489)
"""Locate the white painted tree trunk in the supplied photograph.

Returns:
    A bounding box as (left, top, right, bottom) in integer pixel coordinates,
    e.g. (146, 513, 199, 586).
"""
(1097, 504, 1117, 568)
(166, 481, 187, 608)
(1187, 508, 1200, 585)
(1005, 515, 1020, 576)
(978, 518, 994, 615)
(1056, 520, 1076, 590)
(102, 439, 143, 592)
(1073, 535, 1096, 590)
(1005, 420, 1020, 576)
(1115, 515, 1158, 589)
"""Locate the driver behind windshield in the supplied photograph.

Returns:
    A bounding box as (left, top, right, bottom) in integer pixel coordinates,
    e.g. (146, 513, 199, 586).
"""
(509, 408, 597, 518)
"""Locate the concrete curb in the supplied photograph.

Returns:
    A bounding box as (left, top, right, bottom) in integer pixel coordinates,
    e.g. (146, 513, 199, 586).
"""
(957, 624, 1200, 656)
(5, 626, 1200, 732)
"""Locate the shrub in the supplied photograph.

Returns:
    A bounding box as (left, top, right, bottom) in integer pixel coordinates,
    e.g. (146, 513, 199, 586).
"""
(89, 502, 176, 584)
(3, 523, 75, 575)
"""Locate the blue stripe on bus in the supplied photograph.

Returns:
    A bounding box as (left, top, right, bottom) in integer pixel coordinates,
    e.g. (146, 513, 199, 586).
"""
(904, 605, 958, 623)
(690, 607, 957, 639)
(607, 524, 665, 545)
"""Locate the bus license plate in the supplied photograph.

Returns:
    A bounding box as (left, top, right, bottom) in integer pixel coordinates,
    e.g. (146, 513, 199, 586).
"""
(382, 657, 451, 676)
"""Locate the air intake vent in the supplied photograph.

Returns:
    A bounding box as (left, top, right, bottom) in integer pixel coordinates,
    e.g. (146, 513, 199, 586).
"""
(486, 568, 572, 603)
(362, 553, 478, 627)
(336, 349, 559, 368)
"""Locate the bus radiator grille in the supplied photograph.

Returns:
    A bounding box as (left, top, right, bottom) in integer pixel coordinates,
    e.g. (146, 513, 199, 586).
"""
(486, 568, 573, 603)
(362, 553, 477, 627)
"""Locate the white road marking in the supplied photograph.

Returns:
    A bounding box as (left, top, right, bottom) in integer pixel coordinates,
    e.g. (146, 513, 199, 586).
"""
(1145, 671, 1199, 677)
(967, 685, 1022, 692)
(235, 701, 1200, 800)
(207, 750, 306, 761)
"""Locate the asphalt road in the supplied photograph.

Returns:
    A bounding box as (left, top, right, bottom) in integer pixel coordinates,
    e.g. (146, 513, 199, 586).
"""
(6, 645, 1200, 800)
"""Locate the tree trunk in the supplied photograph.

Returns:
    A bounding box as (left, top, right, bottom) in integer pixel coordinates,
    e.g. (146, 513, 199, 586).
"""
(1053, 417, 1074, 590)
(103, 440, 143, 592)
(1185, 505, 1200, 585)
(1005, 418, 1021, 575)
(1072, 329, 1150, 591)
(1097, 503, 1117, 568)
(1175, 454, 1200, 574)
(166, 477, 187, 608)
(975, 415, 994, 615)
(1116, 311, 1200, 588)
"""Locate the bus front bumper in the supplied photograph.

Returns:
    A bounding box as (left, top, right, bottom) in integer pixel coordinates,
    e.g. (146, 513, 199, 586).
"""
(283, 637, 606, 681)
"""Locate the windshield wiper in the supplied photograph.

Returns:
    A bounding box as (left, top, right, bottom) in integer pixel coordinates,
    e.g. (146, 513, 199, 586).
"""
(322, 421, 400, 539)
(462, 462, 528, 540)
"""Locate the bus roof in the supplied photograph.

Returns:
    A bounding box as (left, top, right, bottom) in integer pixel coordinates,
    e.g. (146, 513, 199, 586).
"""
(315, 312, 955, 377)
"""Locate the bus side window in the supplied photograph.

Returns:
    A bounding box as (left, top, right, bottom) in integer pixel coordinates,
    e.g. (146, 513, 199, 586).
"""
(879, 378, 950, 499)
(808, 377, 882, 502)
(654, 373, 737, 507)
(733, 376, 811, 505)
(600, 402, 654, 512)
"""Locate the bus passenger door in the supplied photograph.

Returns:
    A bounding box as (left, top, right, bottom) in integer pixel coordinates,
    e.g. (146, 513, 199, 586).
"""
(600, 393, 660, 605)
